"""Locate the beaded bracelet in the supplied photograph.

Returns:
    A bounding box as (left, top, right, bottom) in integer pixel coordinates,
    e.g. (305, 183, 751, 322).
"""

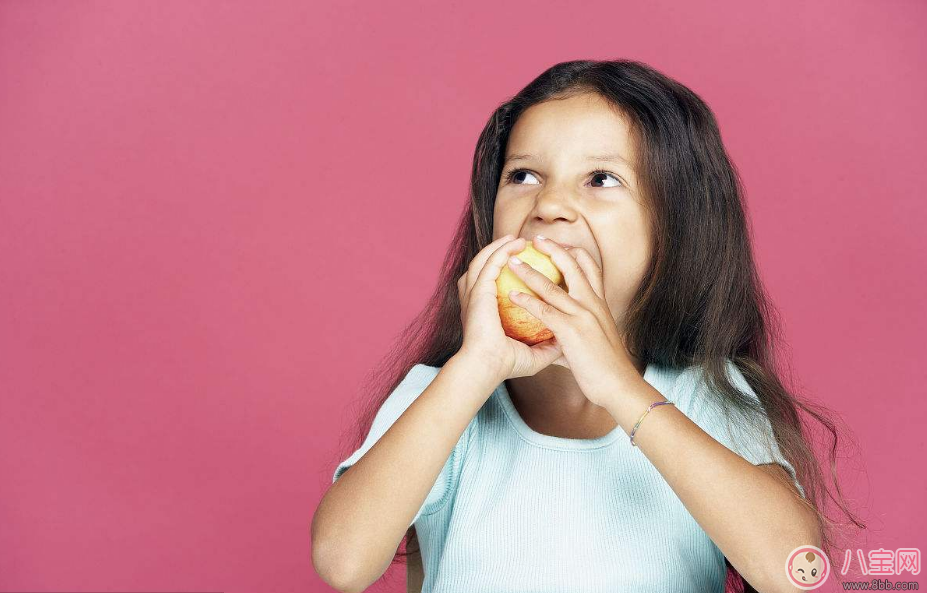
(629, 400, 675, 447)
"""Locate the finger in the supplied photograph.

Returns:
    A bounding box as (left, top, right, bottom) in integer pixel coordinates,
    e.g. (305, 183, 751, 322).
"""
(567, 247, 606, 302)
(531, 236, 600, 309)
(507, 288, 568, 334)
(465, 235, 518, 298)
(472, 237, 527, 301)
(528, 337, 563, 370)
(464, 234, 515, 293)
(507, 253, 583, 316)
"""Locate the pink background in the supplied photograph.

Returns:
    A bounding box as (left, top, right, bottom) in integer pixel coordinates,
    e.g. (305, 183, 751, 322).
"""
(1, 1, 924, 592)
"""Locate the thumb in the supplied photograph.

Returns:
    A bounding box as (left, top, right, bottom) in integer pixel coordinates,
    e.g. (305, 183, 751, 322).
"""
(545, 336, 570, 369)
(550, 354, 570, 369)
(530, 338, 563, 369)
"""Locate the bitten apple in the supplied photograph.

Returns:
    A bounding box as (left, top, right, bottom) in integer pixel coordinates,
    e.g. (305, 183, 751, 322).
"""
(496, 240, 565, 346)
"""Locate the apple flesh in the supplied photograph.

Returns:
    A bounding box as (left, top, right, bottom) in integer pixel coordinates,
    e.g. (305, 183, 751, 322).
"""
(496, 240, 565, 346)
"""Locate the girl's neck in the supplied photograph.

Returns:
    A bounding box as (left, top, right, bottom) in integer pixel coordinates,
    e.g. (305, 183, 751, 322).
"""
(504, 356, 646, 440)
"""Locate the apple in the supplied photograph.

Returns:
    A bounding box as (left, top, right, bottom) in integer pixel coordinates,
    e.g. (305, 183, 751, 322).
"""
(496, 240, 565, 346)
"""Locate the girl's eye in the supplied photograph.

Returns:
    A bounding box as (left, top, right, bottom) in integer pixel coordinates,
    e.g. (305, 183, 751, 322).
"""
(501, 168, 624, 189)
(811, 569, 817, 577)
(503, 169, 540, 185)
(589, 170, 623, 188)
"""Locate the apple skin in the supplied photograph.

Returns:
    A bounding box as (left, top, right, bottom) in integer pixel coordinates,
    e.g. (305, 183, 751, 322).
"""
(496, 240, 565, 346)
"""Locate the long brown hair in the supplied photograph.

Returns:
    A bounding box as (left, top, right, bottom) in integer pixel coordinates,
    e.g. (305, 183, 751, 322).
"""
(330, 59, 866, 592)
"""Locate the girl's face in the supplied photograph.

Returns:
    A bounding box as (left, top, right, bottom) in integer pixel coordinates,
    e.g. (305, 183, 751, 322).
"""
(493, 92, 652, 329)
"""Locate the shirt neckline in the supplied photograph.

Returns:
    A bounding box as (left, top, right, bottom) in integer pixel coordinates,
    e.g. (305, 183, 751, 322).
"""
(494, 363, 654, 451)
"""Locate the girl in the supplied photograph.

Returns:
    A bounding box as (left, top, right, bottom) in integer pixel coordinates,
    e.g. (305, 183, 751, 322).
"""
(313, 59, 864, 593)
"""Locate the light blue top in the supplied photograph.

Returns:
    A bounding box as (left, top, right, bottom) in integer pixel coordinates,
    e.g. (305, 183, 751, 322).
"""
(332, 360, 804, 592)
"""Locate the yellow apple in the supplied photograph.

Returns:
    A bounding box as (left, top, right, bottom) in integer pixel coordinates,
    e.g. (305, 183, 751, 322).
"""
(496, 240, 565, 346)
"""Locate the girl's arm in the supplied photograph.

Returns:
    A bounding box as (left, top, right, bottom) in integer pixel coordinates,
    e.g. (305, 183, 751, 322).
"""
(312, 353, 495, 593)
(601, 374, 820, 593)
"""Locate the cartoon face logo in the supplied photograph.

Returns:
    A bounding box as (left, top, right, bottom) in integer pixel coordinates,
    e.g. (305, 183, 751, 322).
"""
(786, 545, 830, 589)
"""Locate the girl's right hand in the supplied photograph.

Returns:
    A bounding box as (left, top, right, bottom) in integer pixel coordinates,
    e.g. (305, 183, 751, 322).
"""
(457, 235, 564, 382)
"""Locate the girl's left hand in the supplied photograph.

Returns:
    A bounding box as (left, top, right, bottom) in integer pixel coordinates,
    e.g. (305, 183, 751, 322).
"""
(505, 235, 639, 407)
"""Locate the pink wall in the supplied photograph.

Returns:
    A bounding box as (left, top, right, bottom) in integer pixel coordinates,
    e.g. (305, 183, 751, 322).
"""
(0, 1, 923, 592)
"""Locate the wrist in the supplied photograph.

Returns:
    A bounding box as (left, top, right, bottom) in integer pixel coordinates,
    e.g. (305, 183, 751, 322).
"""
(447, 350, 506, 396)
(601, 373, 668, 435)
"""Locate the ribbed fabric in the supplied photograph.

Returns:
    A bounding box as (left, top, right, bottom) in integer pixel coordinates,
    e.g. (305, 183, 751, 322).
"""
(332, 360, 804, 592)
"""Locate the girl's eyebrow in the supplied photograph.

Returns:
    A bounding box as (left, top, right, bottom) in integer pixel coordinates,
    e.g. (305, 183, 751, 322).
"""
(587, 153, 630, 166)
(504, 152, 631, 167)
(503, 153, 538, 164)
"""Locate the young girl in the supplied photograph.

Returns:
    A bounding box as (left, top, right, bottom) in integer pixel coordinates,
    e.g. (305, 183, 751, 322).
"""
(313, 59, 864, 593)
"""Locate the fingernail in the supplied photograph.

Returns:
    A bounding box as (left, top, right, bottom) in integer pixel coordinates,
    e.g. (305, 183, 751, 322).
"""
(509, 256, 522, 266)
(536, 234, 546, 241)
